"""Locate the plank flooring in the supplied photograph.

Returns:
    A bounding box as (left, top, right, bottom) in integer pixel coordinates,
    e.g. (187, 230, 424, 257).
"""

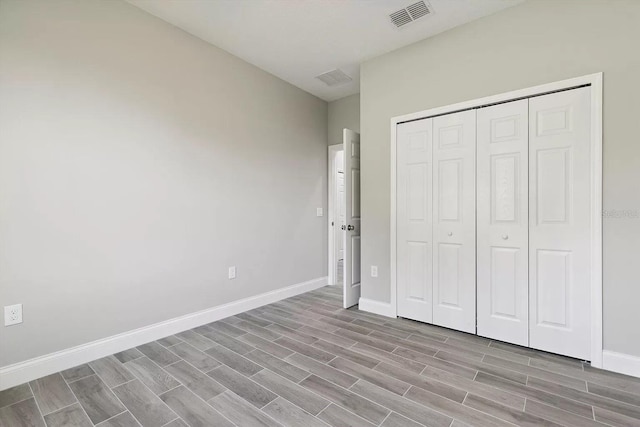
(2, 286, 640, 426)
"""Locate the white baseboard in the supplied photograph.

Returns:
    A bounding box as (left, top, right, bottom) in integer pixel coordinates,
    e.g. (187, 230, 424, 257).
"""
(0, 276, 327, 391)
(358, 297, 396, 318)
(602, 350, 640, 378)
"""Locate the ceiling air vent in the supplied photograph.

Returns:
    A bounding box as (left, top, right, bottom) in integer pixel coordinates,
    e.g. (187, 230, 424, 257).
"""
(389, 9, 412, 28)
(316, 69, 352, 87)
(390, 1, 432, 28)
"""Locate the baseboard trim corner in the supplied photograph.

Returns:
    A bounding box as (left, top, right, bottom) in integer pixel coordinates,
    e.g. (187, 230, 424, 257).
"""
(602, 350, 640, 378)
(358, 297, 396, 318)
(0, 276, 327, 391)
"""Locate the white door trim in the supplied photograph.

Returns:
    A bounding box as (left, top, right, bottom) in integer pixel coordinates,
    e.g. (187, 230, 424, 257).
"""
(328, 144, 343, 287)
(389, 73, 603, 367)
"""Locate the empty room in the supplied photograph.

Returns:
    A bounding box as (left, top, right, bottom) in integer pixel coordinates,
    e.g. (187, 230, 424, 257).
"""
(2, 0, 640, 426)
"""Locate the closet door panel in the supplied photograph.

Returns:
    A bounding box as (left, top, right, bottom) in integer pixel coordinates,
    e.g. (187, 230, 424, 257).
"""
(397, 118, 433, 323)
(529, 87, 591, 360)
(477, 100, 529, 346)
(432, 110, 476, 333)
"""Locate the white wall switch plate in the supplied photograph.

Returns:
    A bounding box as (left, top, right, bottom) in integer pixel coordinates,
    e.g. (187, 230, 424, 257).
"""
(4, 304, 22, 326)
(316, 208, 323, 217)
(371, 266, 378, 278)
(228, 266, 236, 279)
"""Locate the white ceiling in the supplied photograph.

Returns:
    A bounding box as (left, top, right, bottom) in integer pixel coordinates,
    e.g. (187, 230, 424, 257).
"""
(127, 0, 523, 102)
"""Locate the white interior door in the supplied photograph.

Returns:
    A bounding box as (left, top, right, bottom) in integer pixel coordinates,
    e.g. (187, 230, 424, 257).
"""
(477, 100, 529, 346)
(529, 87, 592, 360)
(343, 129, 361, 308)
(432, 110, 476, 333)
(397, 118, 433, 323)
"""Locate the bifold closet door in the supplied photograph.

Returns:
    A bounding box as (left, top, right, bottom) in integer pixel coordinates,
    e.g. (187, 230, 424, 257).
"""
(432, 110, 476, 333)
(396, 118, 433, 323)
(529, 87, 592, 360)
(477, 100, 529, 346)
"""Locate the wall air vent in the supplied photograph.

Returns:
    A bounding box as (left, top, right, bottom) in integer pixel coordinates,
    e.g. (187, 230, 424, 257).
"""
(316, 69, 352, 87)
(390, 1, 432, 28)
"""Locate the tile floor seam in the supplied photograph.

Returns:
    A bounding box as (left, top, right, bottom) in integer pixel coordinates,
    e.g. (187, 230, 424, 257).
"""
(39, 400, 82, 418)
(105, 363, 171, 427)
(157, 415, 181, 427)
(26, 382, 47, 427)
(92, 374, 131, 422)
(0, 395, 34, 411)
(164, 382, 238, 427)
(57, 376, 95, 426)
(64, 374, 96, 386)
(93, 409, 129, 426)
(377, 410, 392, 426)
(520, 380, 628, 420)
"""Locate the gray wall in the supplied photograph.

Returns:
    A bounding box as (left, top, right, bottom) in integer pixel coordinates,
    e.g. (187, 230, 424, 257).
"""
(0, 0, 327, 367)
(328, 93, 360, 146)
(360, 0, 640, 357)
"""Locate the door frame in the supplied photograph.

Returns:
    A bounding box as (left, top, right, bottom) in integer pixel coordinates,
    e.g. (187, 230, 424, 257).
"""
(328, 144, 344, 287)
(389, 73, 603, 367)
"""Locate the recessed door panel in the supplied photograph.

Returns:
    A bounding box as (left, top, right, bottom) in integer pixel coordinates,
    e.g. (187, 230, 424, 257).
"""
(350, 235, 361, 286)
(408, 164, 428, 220)
(407, 241, 429, 300)
(529, 87, 591, 360)
(477, 99, 529, 346)
(537, 148, 570, 224)
(433, 110, 476, 333)
(337, 172, 345, 259)
(489, 247, 519, 319)
(437, 243, 461, 307)
(492, 154, 519, 223)
(397, 118, 433, 323)
(438, 159, 461, 222)
(536, 249, 571, 328)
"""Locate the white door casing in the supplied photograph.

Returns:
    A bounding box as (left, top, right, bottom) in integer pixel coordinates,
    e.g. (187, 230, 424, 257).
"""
(529, 87, 592, 360)
(477, 99, 529, 346)
(432, 110, 476, 333)
(344, 129, 361, 308)
(396, 118, 433, 323)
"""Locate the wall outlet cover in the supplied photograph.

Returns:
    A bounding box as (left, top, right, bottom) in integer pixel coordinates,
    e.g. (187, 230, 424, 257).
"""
(228, 266, 236, 279)
(4, 304, 23, 326)
(371, 266, 378, 278)
(316, 208, 323, 217)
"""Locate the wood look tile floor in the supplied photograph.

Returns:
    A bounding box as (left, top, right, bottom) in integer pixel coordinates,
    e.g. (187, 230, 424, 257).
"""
(2, 286, 640, 427)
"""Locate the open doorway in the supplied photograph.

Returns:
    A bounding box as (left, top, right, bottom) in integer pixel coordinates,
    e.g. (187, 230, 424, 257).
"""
(328, 144, 345, 288)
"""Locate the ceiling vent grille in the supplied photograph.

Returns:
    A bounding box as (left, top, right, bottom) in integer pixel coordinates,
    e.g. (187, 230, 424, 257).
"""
(390, 1, 432, 28)
(316, 69, 352, 87)
(389, 9, 412, 28)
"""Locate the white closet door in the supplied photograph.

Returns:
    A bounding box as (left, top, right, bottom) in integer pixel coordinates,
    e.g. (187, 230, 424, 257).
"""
(397, 118, 433, 323)
(432, 110, 476, 333)
(529, 87, 591, 360)
(477, 100, 529, 346)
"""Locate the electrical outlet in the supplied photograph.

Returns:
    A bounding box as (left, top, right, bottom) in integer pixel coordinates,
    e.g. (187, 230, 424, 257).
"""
(4, 304, 22, 326)
(371, 266, 378, 278)
(228, 266, 236, 279)
(316, 208, 323, 217)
